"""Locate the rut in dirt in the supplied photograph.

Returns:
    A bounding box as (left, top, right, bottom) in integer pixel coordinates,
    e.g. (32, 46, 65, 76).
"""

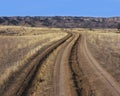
(20, 33, 75, 96)
(20, 33, 81, 96)
(69, 36, 95, 96)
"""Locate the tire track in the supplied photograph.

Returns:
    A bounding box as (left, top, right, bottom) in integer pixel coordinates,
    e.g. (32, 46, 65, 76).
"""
(53, 33, 79, 96)
(69, 35, 94, 96)
(22, 32, 79, 96)
(22, 33, 75, 96)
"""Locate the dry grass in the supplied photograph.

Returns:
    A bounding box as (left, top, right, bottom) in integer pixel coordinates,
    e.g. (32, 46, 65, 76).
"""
(0, 26, 67, 89)
(85, 29, 120, 83)
(0, 25, 66, 36)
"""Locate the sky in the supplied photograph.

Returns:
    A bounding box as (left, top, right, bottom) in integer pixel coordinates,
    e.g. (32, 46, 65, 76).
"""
(0, 0, 120, 17)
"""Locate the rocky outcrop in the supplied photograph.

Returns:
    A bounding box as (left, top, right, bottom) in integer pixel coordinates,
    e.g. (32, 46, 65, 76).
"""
(0, 16, 120, 28)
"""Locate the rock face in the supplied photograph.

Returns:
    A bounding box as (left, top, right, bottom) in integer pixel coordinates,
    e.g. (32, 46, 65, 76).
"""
(0, 16, 120, 28)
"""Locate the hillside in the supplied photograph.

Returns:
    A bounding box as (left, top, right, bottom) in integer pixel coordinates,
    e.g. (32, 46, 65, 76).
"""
(0, 16, 120, 28)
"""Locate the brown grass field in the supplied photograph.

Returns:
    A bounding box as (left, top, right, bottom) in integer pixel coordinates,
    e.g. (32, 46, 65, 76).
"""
(86, 30, 120, 84)
(0, 26, 120, 96)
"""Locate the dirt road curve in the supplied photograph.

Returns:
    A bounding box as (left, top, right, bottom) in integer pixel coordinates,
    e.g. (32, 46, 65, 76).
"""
(77, 34, 120, 96)
(1, 32, 120, 96)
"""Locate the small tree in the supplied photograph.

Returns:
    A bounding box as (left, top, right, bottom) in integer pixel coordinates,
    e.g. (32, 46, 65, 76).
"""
(117, 23, 120, 33)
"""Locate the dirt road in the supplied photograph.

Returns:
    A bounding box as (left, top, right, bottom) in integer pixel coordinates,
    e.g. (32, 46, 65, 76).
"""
(1, 32, 120, 96)
(22, 32, 79, 96)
